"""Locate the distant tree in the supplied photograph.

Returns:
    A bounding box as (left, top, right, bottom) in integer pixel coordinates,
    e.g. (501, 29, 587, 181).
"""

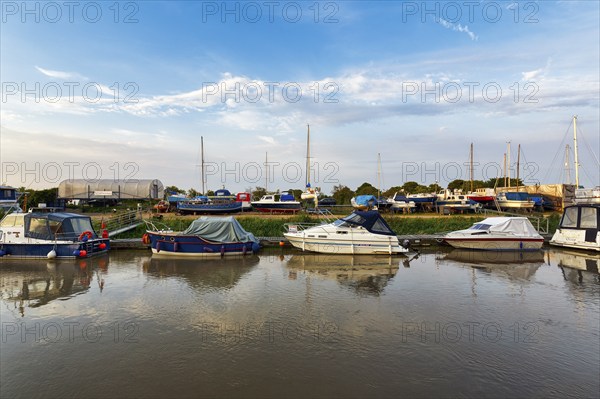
(427, 183, 442, 193)
(252, 186, 267, 200)
(206, 190, 215, 196)
(447, 179, 466, 191)
(287, 189, 303, 199)
(401, 181, 428, 194)
(383, 186, 404, 198)
(188, 188, 199, 198)
(332, 185, 355, 205)
(165, 185, 186, 194)
(21, 188, 58, 208)
(355, 182, 378, 196)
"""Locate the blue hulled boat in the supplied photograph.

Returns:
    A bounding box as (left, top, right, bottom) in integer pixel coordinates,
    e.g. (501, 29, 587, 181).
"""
(144, 216, 260, 257)
(0, 212, 110, 259)
(176, 189, 243, 214)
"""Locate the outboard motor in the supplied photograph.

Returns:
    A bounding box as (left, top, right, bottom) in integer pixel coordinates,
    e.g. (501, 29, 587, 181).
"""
(401, 239, 411, 249)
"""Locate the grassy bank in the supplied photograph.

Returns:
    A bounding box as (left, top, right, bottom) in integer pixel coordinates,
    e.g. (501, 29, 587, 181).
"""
(93, 212, 562, 239)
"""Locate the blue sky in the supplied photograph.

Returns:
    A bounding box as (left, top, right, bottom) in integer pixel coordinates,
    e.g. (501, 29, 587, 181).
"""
(1, 0, 599, 194)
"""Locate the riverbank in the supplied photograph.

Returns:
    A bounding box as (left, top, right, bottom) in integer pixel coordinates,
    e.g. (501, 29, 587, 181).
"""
(93, 212, 561, 242)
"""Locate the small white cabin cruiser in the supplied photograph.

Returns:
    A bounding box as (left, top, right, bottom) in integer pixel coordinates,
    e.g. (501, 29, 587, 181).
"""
(550, 204, 599, 252)
(284, 210, 409, 255)
(443, 217, 544, 251)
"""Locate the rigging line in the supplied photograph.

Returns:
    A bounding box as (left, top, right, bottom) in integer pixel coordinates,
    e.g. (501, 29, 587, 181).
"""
(543, 119, 574, 182)
(577, 125, 600, 166)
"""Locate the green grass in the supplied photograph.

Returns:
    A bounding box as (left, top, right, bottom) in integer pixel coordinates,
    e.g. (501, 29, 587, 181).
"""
(97, 213, 563, 240)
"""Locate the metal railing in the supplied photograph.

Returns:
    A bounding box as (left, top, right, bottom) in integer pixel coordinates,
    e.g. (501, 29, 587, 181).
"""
(101, 209, 144, 237)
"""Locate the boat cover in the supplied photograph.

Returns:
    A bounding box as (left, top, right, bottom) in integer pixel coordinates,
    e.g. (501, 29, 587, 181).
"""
(353, 195, 377, 207)
(340, 211, 396, 236)
(466, 217, 540, 237)
(24, 212, 96, 240)
(182, 216, 258, 243)
(504, 192, 530, 201)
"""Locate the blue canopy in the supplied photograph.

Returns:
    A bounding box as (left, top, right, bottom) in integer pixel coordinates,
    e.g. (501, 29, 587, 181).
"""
(354, 195, 377, 207)
(339, 210, 397, 236)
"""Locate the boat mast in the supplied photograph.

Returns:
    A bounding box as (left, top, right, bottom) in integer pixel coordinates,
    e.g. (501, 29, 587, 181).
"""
(377, 153, 382, 198)
(516, 144, 521, 192)
(564, 144, 572, 185)
(573, 115, 580, 188)
(305, 124, 310, 188)
(503, 153, 507, 188)
(470, 143, 474, 192)
(201, 136, 205, 195)
(265, 152, 268, 192)
(507, 141, 511, 188)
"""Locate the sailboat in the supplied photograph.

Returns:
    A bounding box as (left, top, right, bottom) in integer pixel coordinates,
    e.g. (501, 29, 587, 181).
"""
(570, 116, 600, 204)
(300, 124, 319, 203)
(176, 137, 243, 214)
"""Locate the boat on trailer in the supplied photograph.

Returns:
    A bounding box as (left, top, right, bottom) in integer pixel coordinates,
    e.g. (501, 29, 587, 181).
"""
(144, 216, 260, 257)
(284, 210, 410, 255)
(0, 211, 109, 259)
(550, 204, 599, 252)
(251, 193, 302, 214)
(176, 189, 243, 215)
(443, 217, 544, 251)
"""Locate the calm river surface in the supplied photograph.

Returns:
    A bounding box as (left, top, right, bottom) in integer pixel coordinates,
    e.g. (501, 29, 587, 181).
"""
(1, 248, 599, 399)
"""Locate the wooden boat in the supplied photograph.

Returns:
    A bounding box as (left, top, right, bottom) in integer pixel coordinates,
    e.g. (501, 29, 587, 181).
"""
(144, 216, 260, 257)
(284, 210, 410, 255)
(443, 217, 544, 251)
(0, 211, 109, 259)
(550, 204, 599, 252)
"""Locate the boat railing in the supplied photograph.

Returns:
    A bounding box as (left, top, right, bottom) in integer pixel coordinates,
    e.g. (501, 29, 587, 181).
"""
(284, 221, 329, 234)
(143, 219, 173, 233)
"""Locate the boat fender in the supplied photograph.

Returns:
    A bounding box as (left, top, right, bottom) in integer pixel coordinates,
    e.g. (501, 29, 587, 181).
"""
(99, 242, 107, 250)
(252, 242, 260, 254)
(47, 249, 57, 259)
(0, 249, 6, 257)
(402, 239, 411, 249)
(519, 242, 523, 249)
(79, 250, 87, 257)
(141, 233, 151, 245)
(220, 245, 225, 257)
(72, 250, 80, 256)
(79, 231, 93, 242)
(102, 229, 109, 238)
(173, 242, 179, 252)
(156, 241, 161, 253)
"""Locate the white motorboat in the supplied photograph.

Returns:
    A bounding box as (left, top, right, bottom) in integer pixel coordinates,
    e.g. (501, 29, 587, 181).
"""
(495, 191, 535, 211)
(284, 210, 409, 255)
(550, 204, 599, 252)
(443, 217, 544, 251)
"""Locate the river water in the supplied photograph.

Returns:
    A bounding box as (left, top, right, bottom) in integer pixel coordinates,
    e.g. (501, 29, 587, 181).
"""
(1, 248, 598, 398)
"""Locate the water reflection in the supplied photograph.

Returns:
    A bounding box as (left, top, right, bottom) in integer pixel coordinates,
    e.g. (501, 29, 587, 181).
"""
(142, 255, 259, 291)
(546, 248, 600, 285)
(286, 253, 405, 296)
(0, 256, 109, 316)
(439, 249, 544, 281)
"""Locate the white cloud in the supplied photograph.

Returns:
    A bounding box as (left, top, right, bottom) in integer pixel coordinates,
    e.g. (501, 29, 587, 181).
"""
(35, 66, 86, 80)
(437, 18, 478, 41)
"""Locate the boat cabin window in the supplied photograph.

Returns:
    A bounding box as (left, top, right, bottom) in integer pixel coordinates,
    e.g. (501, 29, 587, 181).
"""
(580, 207, 598, 229)
(560, 207, 579, 228)
(371, 218, 394, 235)
(342, 213, 367, 225)
(471, 223, 491, 231)
(0, 215, 23, 227)
(29, 217, 50, 237)
(69, 218, 95, 233)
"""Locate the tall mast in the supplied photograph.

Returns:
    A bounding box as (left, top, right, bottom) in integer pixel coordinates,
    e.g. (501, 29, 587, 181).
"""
(201, 136, 205, 194)
(470, 143, 474, 192)
(265, 152, 268, 192)
(503, 153, 507, 188)
(564, 144, 572, 185)
(507, 141, 511, 188)
(377, 153, 382, 198)
(305, 124, 310, 187)
(573, 115, 580, 187)
(516, 144, 521, 192)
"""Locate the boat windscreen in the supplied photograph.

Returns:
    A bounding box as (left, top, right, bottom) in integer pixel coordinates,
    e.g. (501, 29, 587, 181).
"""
(341, 211, 396, 236)
(471, 223, 491, 230)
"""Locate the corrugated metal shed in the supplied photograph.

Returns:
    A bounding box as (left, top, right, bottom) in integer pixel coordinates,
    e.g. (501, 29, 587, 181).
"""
(58, 179, 164, 200)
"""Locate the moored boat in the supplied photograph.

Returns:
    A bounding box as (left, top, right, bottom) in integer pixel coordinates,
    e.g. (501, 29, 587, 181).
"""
(284, 210, 410, 255)
(550, 204, 599, 252)
(177, 189, 243, 214)
(251, 193, 302, 214)
(144, 216, 260, 257)
(443, 217, 544, 251)
(0, 211, 110, 259)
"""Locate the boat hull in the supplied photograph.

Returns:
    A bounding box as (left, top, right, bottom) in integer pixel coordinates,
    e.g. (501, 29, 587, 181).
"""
(284, 234, 407, 255)
(550, 229, 600, 252)
(147, 231, 257, 257)
(177, 202, 242, 214)
(443, 237, 544, 251)
(0, 239, 110, 259)
(251, 203, 301, 214)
